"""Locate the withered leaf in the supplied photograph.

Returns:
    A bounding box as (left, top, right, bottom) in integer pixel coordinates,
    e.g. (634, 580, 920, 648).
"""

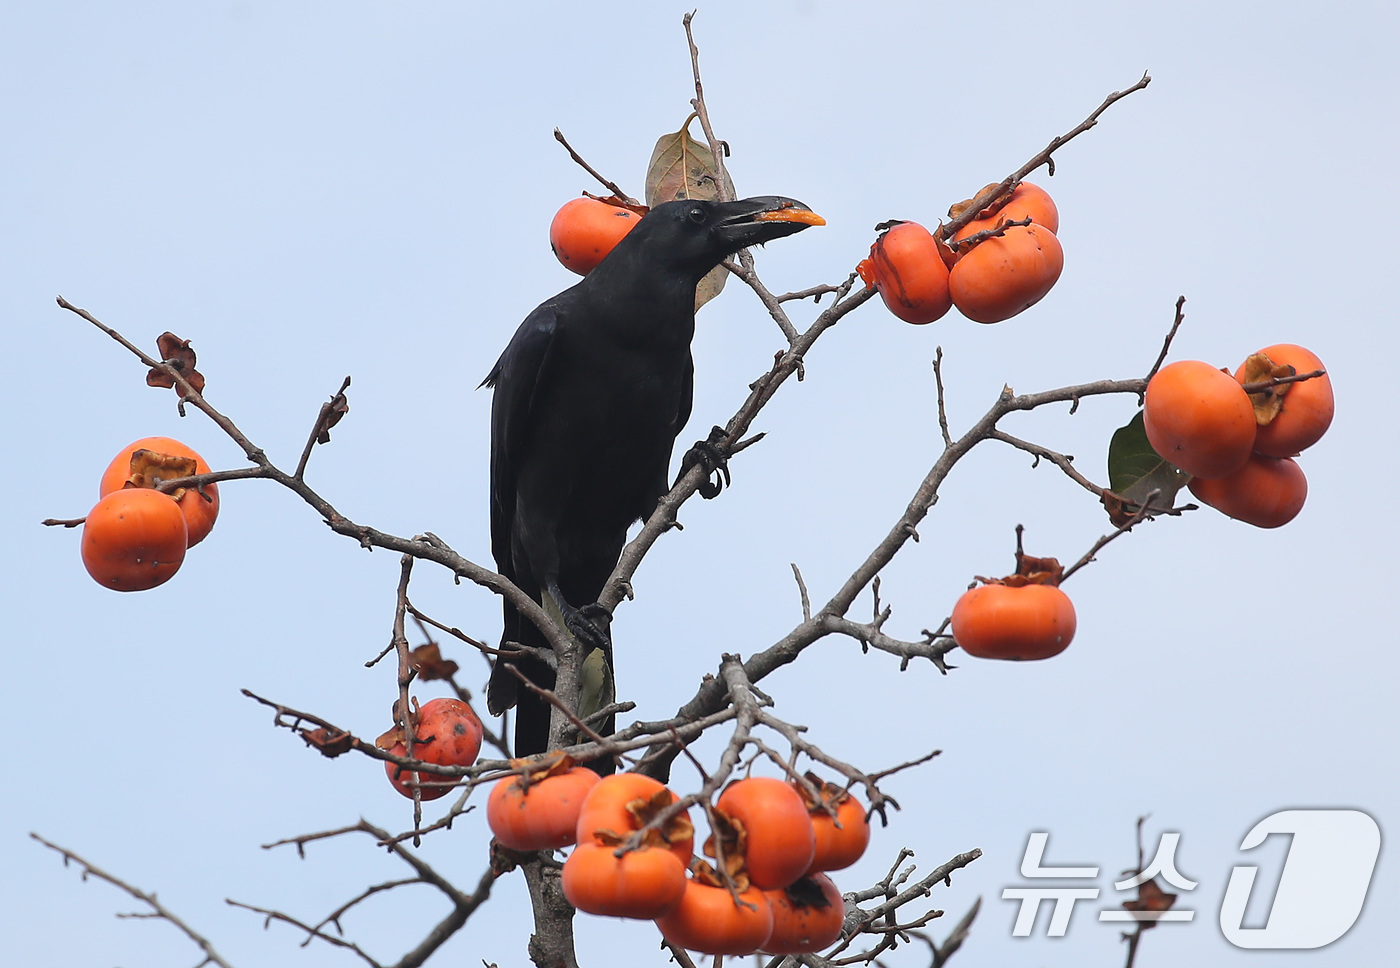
(147, 332, 206, 397)
(645, 114, 737, 311)
(409, 642, 459, 681)
(302, 727, 354, 758)
(317, 379, 351, 444)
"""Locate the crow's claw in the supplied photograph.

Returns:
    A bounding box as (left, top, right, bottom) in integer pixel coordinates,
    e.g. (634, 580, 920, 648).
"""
(679, 425, 732, 500)
(566, 602, 614, 657)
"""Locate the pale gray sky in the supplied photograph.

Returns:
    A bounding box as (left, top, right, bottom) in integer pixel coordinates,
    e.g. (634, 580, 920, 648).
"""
(3, 3, 1395, 966)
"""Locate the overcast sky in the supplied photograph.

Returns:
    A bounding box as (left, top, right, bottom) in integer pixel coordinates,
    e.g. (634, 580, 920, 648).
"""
(3, 3, 1396, 966)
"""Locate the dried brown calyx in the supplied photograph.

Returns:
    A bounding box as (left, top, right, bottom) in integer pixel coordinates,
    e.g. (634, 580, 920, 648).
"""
(1237, 350, 1296, 426)
(116, 449, 199, 502)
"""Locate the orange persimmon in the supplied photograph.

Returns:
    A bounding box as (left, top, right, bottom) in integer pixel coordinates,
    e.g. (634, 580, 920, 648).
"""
(99, 436, 219, 547)
(1143, 360, 1257, 479)
(864, 221, 953, 324)
(1187, 454, 1308, 529)
(951, 582, 1077, 661)
(550, 197, 642, 275)
(948, 222, 1063, 324)
(80, 488, 188, 592)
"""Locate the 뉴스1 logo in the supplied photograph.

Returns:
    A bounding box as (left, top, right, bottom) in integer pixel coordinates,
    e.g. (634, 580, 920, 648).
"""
(1002, 808, 1380, 949)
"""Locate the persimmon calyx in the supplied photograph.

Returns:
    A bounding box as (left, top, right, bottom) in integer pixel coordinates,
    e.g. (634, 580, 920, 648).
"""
(1003, 549, 1065, 587)
(702, 809, 752, 888)
(948, 181, 1014, 222)
(587, 789, 694, 850)
(496, 751, 577, 792)
(118, 449, 199, 502)
(1238, 351, 1296, 425)
(794, 771, 853, 816)
(375, 695, 424, 749)
(692, 848, 752, 893)
(581, 191, 649, 217)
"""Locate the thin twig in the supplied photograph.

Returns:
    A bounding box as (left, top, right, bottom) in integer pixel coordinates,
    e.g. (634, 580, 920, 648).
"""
(552, 128, 638, 205)
(31, 833, 235, 968)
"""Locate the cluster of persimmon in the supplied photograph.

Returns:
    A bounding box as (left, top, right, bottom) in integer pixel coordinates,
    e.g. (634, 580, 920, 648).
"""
(79, 437, 220, 592)
(951, 542, 1076, 662)
(1145, 345, 1333, 528)
(856, 182, 1064, 325)
(376, 697, 485, 800)
(487, 762, 870, 956)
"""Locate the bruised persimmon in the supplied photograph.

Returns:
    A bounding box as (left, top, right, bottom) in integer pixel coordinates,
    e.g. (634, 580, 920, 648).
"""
(1234, 344, 1334, 457)
(948, 223, 1063, 324)
(716, 777, 815, 890)
(575, 773, 694, 865)
(655, 876, 774, 955)
(865, 221, 953, 324)
(563, 842, 688, 919)
(487, 764, 600, 851)
(951, 181, 1059, 242)
(550, 197, 642, 275)
(763, 873, 845, 955)
(384, 697, 483, 801)
(1143, 360, 1257, 479)
(99, 436, 219, 547)
(80, 488, 188, 592)
(951, 582, 1076, 661)
(1187, 454, 1308, 529)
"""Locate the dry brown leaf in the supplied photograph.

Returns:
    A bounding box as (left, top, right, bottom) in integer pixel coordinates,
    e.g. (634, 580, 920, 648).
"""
(646, 114, 737, 311)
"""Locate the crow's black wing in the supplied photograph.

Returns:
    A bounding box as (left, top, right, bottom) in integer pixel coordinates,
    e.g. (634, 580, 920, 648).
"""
(483, 299, 561, 716)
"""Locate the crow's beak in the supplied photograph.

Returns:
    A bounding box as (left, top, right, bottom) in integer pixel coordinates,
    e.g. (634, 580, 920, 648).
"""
(715, 195, 825, 248)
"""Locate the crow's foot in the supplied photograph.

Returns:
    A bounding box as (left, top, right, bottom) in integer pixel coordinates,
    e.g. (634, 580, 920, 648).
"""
(679, 425, 731, 499)
(564, 601, 613, 657)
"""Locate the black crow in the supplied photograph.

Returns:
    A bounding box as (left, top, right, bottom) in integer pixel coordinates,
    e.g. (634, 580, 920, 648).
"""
(482, 195, 823, 763)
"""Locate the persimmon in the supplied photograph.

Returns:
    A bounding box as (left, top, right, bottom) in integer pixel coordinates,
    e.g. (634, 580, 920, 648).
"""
(948, 222, 1063, 324)
(951, 582, 1076, 661)
(80, 488, 188, 592)
(563, 842, 688, 919)
(1143, 360, 1257, 479)
(1234, 344, 1334, 457)
(550, 197, 642, 275)
(951, 181, 1059, 242)
(99, 436, 219, 547)
(763, 873, 845, 955)
(487, 764, 600, 851)
(575, 773, 694, 865)
(716, 777, 815, 889)
(384, 697, 483, 801)
(864, 221, 953, 324)
(801, 782, 870, 873)
(655, 877, 774, 955)
(1187, 454, 1308, 529)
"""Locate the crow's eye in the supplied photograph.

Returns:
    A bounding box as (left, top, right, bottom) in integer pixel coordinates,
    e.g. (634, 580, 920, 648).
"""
(687, 207, 706, 224)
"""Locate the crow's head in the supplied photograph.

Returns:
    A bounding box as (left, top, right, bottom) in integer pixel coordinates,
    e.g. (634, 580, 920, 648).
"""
(597, 195, 824, 284)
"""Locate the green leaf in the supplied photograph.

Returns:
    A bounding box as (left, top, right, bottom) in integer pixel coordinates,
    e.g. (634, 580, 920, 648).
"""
(1107, 410, 1189, 509)
(645, 114, 737, 310)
